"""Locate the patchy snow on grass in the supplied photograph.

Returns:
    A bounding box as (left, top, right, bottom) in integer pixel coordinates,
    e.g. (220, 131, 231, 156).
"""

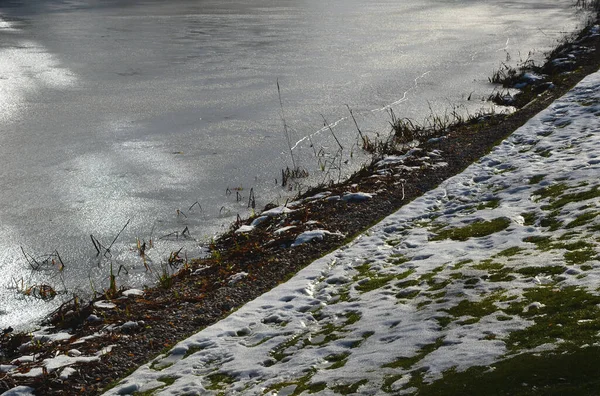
(97, 71, 599, 394)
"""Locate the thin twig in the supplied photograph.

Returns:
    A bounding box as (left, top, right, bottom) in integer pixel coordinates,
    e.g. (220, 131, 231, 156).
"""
(277, 79, 297, 169)
(106, 219, 131, 254)
(321, 114, 344, 151)
(189, 201, 202, 212)
(346, 104, 365, 143)
(247, 187, 256, 209)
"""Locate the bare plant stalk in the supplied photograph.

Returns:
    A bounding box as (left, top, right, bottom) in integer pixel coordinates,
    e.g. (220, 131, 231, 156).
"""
(277, 79, 297, 169)
(189, 201, 202, 212)
(247, 187, 256, 209)
(321, 114, 344, 151)
(105, 219, 131, 256)
(159, 231, 180, 240)
(320, 115, 345, 183)
(20, 246, 41, 270)
(307, 133, 318, 157)
(346, 104, 366, 144)
(90, 235, 105, 257)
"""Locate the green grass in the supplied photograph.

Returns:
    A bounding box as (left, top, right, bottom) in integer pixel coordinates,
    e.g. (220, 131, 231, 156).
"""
(504, 286, 600, 351)
(523, 235, 598, 261)
(263, 369, 326, 395)
(533, 183, 568, 200)
(495, 246, 526, 257)
(396, 279, 420, 288)
(355, 267, 415, 294)
(329, 286, 351, 305)
(559, 231, 582, 240)
(453, 259, 473, 269)
(330, 379, 369, 394)
(529, 174, 546, 184)
(521, 212, 537, 226)
(344, 311, 362, 325)
(324, 352, 351, 370)
(388, 254, 411, 265)
(206, 372, 236, 391)
(548, 186, 600, 210)
(472, 260, 504, 271)
(183, 344, 205, 359)
(427, 279, 451, 291)
(269, 333, 304, 363)
(430, 217, 511, 241)
(497, 315, 513, 321)
(471, 260, 516, 282)
(436, 316, 453, 328)
(516, 265, 566, 277)
(476, 198, 501, 210)
(131, 377, 178, 396)
(539, 212, 563, 230)
(445, 295, 500, 322)
(523, 235, 553, 251)
(396, 289, 421, 299)
(355, 273, 397, 293)
(564, 249, 598, 265)
(566, 211, 600, 229)
(487, 269, 516, 282)
(559, 240, 595, 251)
(415, 347, 600, 396)
(382, 337, 445, 369)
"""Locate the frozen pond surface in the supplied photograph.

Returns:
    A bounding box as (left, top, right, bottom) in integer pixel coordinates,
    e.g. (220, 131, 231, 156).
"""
(0, 0, 588, 329)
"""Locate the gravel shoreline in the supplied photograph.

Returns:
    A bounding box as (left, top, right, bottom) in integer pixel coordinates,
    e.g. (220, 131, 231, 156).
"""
(2, 14, 600, 396)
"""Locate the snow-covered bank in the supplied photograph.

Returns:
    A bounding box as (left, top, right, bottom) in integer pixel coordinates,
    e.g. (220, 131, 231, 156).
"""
(0, 0, 589, 331)
(96, 69, 600, 395)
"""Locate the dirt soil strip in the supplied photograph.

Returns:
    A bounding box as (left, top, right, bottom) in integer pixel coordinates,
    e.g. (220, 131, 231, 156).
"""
(2, 15, 600, 396)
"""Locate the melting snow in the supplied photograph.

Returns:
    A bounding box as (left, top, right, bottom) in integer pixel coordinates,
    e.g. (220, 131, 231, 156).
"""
(261, 206, 295, 217)
(341, 192, 374, 202)
(1, 386, 34, 395)
(228, 272, 249, 286)
(291, 230, 345, 247)
(122, 289, 144, 297)
(93, 300, 117, 309)
(234, 225, 255, 234)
